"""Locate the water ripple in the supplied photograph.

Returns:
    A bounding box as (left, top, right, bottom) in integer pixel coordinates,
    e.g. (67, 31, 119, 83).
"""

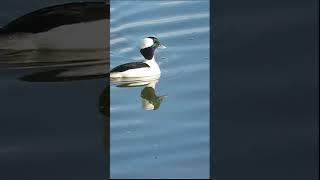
(158, 27, 209, 38)
(111, 12, 209, 33)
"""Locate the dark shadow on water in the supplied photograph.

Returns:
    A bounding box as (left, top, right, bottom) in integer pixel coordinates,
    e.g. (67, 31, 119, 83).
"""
(0, 1, 110, 179)
(0, 49, 109, 82)
(99, 81, 110, 179)
(19, 68, 108, 82)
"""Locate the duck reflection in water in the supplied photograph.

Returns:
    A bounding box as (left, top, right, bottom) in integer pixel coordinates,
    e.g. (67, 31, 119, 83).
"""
(111, 75, 166, 111)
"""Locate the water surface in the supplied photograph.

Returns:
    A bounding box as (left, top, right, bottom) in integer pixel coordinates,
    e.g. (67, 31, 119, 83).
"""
(110, 0, 210, 178)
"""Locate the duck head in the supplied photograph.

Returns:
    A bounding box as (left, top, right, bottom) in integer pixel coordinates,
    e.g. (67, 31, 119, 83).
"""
(140, 37, 166, 60)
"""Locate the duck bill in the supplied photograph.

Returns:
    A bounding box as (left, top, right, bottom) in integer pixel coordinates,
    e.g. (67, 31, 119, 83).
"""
(158, 44, 167, 49)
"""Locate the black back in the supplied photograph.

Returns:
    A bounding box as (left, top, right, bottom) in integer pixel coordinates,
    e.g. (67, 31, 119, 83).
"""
(111, 62, 150, 73)
(1, 2, 109, 34)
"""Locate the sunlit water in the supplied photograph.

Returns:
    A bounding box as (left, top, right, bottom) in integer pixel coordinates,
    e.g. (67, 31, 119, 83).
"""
(110, 0, 210, 178)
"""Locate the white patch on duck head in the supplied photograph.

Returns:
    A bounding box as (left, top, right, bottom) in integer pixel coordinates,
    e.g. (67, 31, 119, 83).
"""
(140, 37, 154, 49)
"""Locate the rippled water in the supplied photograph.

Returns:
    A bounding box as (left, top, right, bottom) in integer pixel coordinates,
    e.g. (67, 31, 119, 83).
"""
(110, 0, 210, 178)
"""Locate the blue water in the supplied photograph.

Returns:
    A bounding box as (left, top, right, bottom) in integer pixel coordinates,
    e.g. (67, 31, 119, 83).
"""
(110, 0, 210, 178)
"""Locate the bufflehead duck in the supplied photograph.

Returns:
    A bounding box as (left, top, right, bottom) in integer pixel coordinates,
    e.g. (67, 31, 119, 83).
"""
(110, 37, 166, 78)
